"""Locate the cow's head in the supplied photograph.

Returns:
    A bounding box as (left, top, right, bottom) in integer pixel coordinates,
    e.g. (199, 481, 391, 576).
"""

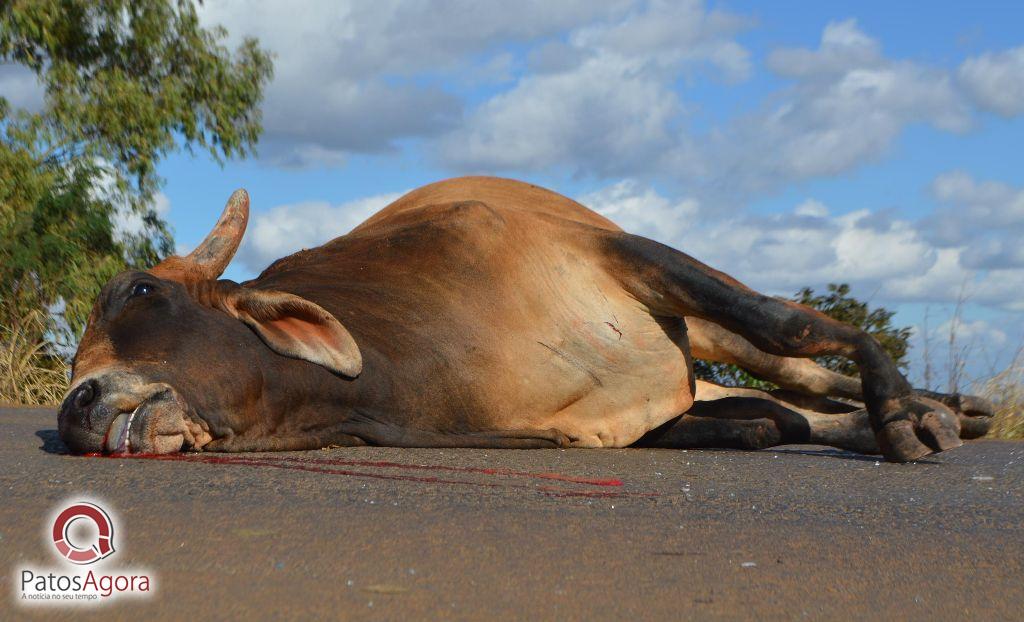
(58, 190, 362, 455)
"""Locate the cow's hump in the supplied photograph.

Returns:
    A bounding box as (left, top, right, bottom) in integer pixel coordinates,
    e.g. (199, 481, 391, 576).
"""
(350, 176, 622, 235)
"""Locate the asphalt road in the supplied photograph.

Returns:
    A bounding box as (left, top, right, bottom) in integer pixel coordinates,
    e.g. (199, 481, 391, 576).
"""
(2, 406, 1022, 620)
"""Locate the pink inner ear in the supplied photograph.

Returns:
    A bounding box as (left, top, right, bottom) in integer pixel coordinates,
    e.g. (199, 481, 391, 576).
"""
(218, 285, 362, 376)
(262, 315, 340, 350)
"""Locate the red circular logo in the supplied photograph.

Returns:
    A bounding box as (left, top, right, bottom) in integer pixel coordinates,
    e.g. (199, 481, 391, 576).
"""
(51, 502, 115, 564)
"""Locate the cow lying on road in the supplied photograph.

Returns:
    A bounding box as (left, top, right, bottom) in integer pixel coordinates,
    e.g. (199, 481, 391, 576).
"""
(58, 177, 992, 462)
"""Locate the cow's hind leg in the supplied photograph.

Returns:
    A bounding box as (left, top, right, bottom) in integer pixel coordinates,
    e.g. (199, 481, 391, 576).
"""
(687, 316, 862, 399)
(687, 316, 994, 439)
(599, 231, 960, 462)
(634, 382, 879, 454)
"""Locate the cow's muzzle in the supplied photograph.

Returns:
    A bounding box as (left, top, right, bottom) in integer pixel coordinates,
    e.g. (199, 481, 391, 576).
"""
(58, 371, 210, 455)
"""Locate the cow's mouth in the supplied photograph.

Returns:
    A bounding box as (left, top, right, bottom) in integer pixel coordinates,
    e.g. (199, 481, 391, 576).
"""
(60, 372, 213, 455)
(103, 407, 141, 454)
(95, 385, 210, 455)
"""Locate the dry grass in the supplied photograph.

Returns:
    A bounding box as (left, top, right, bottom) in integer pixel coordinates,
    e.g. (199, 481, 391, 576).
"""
(977, 355, 1024, 440)
(918, 295, 1023, 441)
(0, 310, 69, 406)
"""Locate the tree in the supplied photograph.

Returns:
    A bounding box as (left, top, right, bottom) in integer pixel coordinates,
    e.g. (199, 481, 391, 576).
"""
(694, 283, 912, 387)
(792, 283, 911, 376)
(0, 0, 272, 402)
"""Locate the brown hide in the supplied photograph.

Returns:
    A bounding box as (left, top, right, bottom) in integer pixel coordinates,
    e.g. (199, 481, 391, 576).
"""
(247, 177, 695, 447)
(59, 176, 981, 461)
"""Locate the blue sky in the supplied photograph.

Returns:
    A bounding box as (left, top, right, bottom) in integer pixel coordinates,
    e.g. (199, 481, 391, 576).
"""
(135, 2, 1024, 386)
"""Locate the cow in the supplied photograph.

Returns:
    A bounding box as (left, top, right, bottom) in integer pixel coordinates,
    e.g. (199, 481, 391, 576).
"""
(57, 177, 993, 462)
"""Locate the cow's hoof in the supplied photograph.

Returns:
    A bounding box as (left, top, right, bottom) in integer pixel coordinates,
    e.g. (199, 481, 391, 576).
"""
(958, 413, 992, 439)
(915, 390, 995, 440)
(877, 396, 963, 463)
(947, 394, 994, 439)
(738, 419, 782, 450)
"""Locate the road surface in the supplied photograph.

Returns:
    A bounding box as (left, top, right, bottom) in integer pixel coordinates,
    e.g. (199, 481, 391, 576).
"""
(2, 405, 1022, 620)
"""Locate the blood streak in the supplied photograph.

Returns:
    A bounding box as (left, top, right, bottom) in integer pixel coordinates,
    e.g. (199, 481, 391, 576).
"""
(83, 453, 655, 498)
(604, 321, 623, 339)
(272, 456, 624, 486)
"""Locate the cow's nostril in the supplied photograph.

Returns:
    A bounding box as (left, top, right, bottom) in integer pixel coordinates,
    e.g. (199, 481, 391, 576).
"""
(72, 380, 99, 410)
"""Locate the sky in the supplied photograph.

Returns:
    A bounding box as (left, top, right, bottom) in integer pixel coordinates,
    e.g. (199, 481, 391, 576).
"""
(7, 0, 1024, 388)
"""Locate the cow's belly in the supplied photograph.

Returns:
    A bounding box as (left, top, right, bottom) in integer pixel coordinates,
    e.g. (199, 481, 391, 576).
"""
(478, 271, 695, 448)
(535, 312, 694, 448)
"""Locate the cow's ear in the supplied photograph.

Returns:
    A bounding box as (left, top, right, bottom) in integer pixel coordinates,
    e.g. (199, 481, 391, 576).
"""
(213, 284, 362, 377)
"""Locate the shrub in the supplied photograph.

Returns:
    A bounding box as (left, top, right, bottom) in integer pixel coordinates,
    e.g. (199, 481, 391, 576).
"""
(0, 308, 68, 405)
(978, 355, 1024, 440)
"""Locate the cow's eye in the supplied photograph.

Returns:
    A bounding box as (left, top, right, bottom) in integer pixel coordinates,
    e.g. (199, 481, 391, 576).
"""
(129, 283, 153, 299)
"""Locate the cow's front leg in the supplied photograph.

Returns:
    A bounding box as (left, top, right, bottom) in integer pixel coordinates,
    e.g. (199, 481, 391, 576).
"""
(336, 412, 571, 448)
(634, 412, 787, 450)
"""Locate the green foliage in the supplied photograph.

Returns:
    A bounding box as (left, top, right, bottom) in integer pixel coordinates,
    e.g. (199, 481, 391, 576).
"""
(694, 283, 912, 387)
(793, 283, 911, 376)
(693, 358, 777, 390)
(0, 0, 272, 361)
(2, 163, 133, 348)
(1, 0, 273, 194)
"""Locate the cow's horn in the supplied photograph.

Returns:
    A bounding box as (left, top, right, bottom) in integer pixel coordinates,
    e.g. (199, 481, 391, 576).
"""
(180, 189, 250, 280)
(148, 189, 249, 282)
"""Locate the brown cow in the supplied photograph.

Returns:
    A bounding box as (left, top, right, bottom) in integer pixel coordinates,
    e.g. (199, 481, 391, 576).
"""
(57, 177, 992, 462)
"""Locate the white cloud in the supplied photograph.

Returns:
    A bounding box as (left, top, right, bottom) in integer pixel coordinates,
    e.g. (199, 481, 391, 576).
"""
(907, 314, 1018, 389)
(582, 179, 698, 243)
(933, 170, 1024, 210)
(440, 17, 988, 204)
(882, 248, 972, 303)
(440, 0, 750, 175)
(237, 191, 403, 272)
(698, 20, 971, 198)
(926, 171, 1024, 270)
(680, 207, 938, 294)
(958, 45, 1024, 117)
(195, 4, 1020, 196)
(794, 199, 829, 217)
(88, 162, 172, 247)
(765, 19, 882, 79)
(572, 0, 753, 82)
(198, 0, 634, 166)
(934, 317, 1008, 348)
(114, 190, 171, 237)
(0, 63, 44, 112)
(970, 268, 1024, 313)
(930, 171, 1024, 230)
(577, 178, 1024, 312)
(578, 179, 931, 293)
(441, 54, 685, 174)
(832, 212, 937, 281)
